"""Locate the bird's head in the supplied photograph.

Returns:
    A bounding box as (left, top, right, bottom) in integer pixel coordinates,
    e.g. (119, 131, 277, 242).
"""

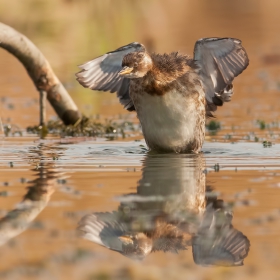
(118, 232, 153, 260)
(119, 52, 153, 78)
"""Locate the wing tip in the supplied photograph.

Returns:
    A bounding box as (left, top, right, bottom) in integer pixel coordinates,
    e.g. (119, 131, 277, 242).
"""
(196, 37, 243, 47)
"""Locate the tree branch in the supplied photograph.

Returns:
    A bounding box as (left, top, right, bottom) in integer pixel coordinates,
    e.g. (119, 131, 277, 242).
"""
(0, 22, 81, 125)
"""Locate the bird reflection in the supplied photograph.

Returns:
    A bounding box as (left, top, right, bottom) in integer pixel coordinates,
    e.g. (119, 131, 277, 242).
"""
(192, 188, 250, 266)
(0, 143, 65, 246)
(78, 153, 250, 265)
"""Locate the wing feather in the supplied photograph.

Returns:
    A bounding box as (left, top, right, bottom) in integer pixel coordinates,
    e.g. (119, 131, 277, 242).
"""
(77, 212, 127, 252)
(192, 206, 250, 266)
(76, 42, 146, 111)
(193, 37, 249, 111)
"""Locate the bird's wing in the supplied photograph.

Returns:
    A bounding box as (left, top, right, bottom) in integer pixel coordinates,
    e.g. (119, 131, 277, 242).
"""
(77, 212, 127, 252)
(76, 42, 146, 111)
(192, 227, 250, 266)
(193, 37, 249, 112)
(192, 205, 250, 266)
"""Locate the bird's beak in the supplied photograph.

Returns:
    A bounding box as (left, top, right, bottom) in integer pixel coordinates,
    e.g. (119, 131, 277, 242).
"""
(118, 235, 133, 245)
(118, 67, 133, 76)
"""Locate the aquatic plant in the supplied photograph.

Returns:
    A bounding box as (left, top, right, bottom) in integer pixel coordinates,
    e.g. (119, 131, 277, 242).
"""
(262, 141, 272, 148)
(206, 120, 221, 135)
(26, 116, 138, 139)
(257, 120, 266, 130)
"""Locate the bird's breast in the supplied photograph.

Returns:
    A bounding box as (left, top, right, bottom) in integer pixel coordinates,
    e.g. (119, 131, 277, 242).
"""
(130, 79, 205, 152)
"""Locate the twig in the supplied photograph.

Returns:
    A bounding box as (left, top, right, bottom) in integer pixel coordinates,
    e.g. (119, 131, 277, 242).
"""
(39, 90, 47, 126)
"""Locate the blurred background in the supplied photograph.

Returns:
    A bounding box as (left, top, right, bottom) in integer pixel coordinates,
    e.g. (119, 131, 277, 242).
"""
(1, 0, 280, 141)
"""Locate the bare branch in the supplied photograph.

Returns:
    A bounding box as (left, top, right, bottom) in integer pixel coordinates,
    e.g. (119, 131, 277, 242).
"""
(0, 22, 81, 125)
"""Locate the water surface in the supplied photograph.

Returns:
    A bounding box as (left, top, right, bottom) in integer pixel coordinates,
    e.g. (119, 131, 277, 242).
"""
(1, 138, 280, 279)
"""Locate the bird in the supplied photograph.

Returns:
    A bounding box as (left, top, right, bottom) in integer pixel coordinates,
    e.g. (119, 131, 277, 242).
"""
(76, 38, 249, 153)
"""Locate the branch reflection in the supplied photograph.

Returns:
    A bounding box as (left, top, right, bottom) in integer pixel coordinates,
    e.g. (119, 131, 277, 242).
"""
(0, 143, 65, 246)
(78, 153, 250, 266)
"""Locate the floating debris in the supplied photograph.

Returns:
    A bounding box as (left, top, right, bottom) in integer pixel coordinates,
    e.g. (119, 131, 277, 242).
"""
(214, 163, 220, 172)
(20, 178, 26, 184)
(0, 191, 8, 197)
(57, 179, 67, 185)
(3, 123, 23, 137)
(263, 141, 272, 148)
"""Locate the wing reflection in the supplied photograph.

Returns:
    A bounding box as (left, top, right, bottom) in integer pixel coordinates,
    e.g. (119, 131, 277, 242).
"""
(193, 191, 250, 266)
(78, 153, 250, 265)
(0, 143, 65, 246)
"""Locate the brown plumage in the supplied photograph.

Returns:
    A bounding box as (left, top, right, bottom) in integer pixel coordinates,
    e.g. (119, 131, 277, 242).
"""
(149, 217, 191, 253)
(76, 38, 249, 153)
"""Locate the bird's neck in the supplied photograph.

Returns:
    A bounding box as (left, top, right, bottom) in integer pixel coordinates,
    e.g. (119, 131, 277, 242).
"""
(147, 52, 191, 85)
(140, 66, 188, 96)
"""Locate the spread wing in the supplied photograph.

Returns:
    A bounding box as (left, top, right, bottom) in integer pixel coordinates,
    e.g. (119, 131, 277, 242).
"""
(76, 42, 146, 111)
(193, 37, 249, 112)
(77, 212, 127, 252)
(192, 226, 250, 266)
(192, 205, 250, 266)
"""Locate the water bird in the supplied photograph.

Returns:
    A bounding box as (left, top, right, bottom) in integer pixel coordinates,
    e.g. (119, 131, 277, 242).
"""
(76, 38, 249, 153)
